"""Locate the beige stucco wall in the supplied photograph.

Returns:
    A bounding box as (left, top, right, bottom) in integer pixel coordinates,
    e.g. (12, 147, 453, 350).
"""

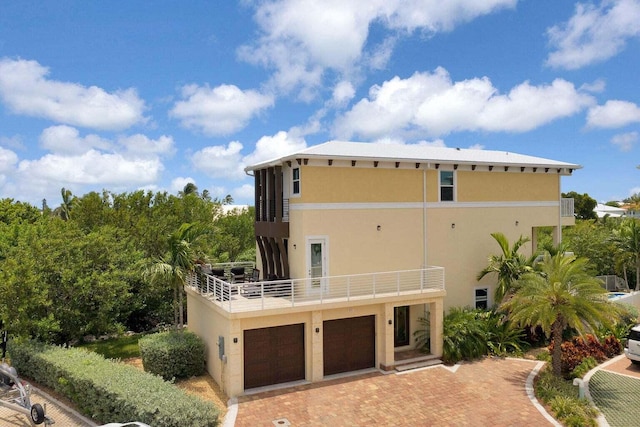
(187, 287, 442, 398)
(290, 166, 562, 204)
(284, 165, 567, 311)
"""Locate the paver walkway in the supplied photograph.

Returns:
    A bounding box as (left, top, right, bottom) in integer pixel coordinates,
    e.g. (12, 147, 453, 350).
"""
(233, 357, 552, 426)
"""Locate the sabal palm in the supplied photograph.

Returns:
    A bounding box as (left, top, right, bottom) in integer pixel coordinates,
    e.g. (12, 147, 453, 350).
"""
(477, 233, 533, 304)
(501, 252, 619, 376)
(146, 223, 208, 329)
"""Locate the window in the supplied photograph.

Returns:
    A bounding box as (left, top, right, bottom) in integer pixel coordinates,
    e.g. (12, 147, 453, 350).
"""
(292, 167, 300, 195)
(440, 170, 454, 201)
(474, 288, 488, 310)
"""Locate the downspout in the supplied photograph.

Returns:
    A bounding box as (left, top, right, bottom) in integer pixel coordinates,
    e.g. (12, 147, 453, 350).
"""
(423, 168, 428, 268)
(557, 176, 562, 246)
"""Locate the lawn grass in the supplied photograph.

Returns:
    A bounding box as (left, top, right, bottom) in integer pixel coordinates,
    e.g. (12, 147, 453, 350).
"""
(78, 334, 142, 359)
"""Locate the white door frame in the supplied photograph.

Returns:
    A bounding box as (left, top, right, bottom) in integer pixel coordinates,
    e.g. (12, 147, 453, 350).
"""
(306, 236, 329, 292)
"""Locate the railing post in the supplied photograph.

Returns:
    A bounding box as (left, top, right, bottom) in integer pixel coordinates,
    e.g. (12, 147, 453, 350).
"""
(397, 271, 400, 295)
(347, 277, 350, 301)
(421, 269, 424, 291)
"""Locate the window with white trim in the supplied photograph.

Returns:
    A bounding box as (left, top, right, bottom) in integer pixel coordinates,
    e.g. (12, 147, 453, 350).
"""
(440, 170, 454, 201)
(474, 288, 488, 310)
(292, 167, 300, 195)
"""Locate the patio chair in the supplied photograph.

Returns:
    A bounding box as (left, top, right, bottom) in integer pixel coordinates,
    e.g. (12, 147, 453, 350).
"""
(231, 266, 246, 283)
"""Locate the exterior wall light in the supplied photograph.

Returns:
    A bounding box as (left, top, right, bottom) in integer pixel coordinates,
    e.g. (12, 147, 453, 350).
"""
(451, 223, 455, 229)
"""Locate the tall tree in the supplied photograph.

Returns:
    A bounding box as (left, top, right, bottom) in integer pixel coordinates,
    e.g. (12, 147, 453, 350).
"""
(562, 191, 597, 220)
(477, 233, 533, 304)
(501, 252, 620, 376)
(145, 223, 209, 329)
(612, 218, 640, 290)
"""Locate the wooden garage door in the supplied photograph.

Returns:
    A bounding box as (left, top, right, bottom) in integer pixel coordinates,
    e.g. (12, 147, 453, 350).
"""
(244, 324, 305, 389)
(323, 315, 375, 376)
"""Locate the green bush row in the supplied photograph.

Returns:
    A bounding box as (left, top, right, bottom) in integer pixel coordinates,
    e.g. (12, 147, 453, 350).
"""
(139, 330, 205, 380)
(9, 339, 218, 427)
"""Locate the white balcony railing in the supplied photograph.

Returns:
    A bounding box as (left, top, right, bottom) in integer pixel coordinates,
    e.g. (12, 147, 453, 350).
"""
(561, 198, 574, 218)
(187, 267, 445, 313)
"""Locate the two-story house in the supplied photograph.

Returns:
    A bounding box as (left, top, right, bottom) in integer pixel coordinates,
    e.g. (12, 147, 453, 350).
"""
(186, 140, 578, 398)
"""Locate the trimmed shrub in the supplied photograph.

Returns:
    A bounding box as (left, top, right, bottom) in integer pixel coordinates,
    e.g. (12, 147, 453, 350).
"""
(139, 330, 205, 380)
(9, 339, 218, 427)
(570, 356, 597, 379)
(549, 334, 621, 375)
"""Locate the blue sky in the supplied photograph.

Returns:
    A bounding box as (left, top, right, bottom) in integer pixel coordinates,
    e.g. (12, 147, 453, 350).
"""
(0, 0, 639, 208)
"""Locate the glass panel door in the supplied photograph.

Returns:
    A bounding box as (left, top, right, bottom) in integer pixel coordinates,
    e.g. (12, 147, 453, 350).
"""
(394, 306, 410, 347)
(307, 238, 327, 292)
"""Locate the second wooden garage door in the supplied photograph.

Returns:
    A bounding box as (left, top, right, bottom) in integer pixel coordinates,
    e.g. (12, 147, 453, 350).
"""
(244, 323, 305, 389)
(323, 315, 375, 376)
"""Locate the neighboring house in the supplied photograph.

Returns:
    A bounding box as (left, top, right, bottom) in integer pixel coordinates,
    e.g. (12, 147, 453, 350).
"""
(186, 140, 578, 398)
(594, 203, 626, 218)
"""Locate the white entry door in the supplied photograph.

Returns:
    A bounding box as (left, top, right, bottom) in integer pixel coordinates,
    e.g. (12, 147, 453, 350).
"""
(306, 237, 328, 292)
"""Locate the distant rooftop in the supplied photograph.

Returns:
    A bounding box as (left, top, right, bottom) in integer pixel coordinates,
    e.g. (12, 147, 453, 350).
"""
(245, 140, 581, 172)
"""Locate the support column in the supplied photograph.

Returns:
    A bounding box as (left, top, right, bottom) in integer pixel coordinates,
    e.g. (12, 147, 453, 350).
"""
(429, 299, 444, 358)
(311, 311, 323, 381)
(380, 303, 396, 370)
(227, 319, 243, 398)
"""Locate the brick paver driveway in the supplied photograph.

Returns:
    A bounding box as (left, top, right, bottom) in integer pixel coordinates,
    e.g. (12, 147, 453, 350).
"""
(587, 355, 640, 427)
(233, 357, 553, 426)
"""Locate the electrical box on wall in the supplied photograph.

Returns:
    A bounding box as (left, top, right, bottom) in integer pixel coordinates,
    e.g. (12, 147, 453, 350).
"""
(218, 336, 225, 360)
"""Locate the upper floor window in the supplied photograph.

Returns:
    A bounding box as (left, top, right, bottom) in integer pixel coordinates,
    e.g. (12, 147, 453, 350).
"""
(292, 167, 300, 195)
(440, 170, 454, 201)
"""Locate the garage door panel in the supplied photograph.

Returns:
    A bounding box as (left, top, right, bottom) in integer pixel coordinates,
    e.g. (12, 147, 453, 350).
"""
(323, 315, 375, 376)
(244, 324, 305, 389)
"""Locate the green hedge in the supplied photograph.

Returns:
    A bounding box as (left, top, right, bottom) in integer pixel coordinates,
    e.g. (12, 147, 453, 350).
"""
(9, 339, 218, 427)
(139, 330, 205, 380)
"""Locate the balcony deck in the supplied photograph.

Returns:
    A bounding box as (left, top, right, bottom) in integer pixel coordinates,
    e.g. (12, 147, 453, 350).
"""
(187, 267, 445, 314)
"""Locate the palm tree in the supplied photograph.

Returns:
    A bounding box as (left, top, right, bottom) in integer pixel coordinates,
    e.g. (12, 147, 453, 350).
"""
(501, 252, 620, 376)
(145, 223, 208, 329)
(477, 233, 534, 304)
(612, 218, 640, 291)
(58, 187, 74, 220)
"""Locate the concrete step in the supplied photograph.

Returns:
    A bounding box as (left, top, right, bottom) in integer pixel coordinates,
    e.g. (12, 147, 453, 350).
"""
(395, 358, 443, 372)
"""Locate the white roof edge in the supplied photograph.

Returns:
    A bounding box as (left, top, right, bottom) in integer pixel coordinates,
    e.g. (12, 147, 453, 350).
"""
(244, 140, 582, 171)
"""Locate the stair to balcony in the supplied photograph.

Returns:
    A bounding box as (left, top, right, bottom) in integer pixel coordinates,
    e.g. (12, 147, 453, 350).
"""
(394, 353, 442, 372)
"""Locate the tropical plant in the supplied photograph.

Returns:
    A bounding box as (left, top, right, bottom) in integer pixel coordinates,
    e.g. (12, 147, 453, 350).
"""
(611, 218, 640, 290)
(441, 307, 488, 364)
(485, 312, 527, 356)
(501, 252, 621, 376)
(477, 232, 534, 303)
(145, 223, 209, 329)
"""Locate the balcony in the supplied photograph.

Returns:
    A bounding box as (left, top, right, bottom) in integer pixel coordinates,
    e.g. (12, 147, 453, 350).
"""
(561, 198, 574, 217)
(187, 267, 445, 314)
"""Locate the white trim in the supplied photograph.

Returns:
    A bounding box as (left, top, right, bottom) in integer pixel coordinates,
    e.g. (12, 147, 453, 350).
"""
(473, 286, 490, 309)
(306, 236, 329, 292)
(438, 169, 456, 202)
(290, 201, 560, 211)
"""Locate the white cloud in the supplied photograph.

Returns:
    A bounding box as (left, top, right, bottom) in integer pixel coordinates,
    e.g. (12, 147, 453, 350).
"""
(231, 183, 255, 200)
(243, 130, 308, 166)
(0, 147, 18, 174)
(17, 150, 163, 185)
(170, 84, 274, 136)
(240, 0, 518, 98)
(587, 100, 640, 128)
(0, 58, 146, 130)
(118, 134, 175, 157)
(331, 80, 356, 107)
(40, 125, 112, 155)
(546, 0, 640, 69)
(191, 141, 246, 180)
(333, 68, 593, 139)
(611, 131, 638, 151)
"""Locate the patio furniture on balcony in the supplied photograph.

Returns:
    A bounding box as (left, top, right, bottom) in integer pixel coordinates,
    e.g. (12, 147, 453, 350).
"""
(231, 267, 246, 283)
